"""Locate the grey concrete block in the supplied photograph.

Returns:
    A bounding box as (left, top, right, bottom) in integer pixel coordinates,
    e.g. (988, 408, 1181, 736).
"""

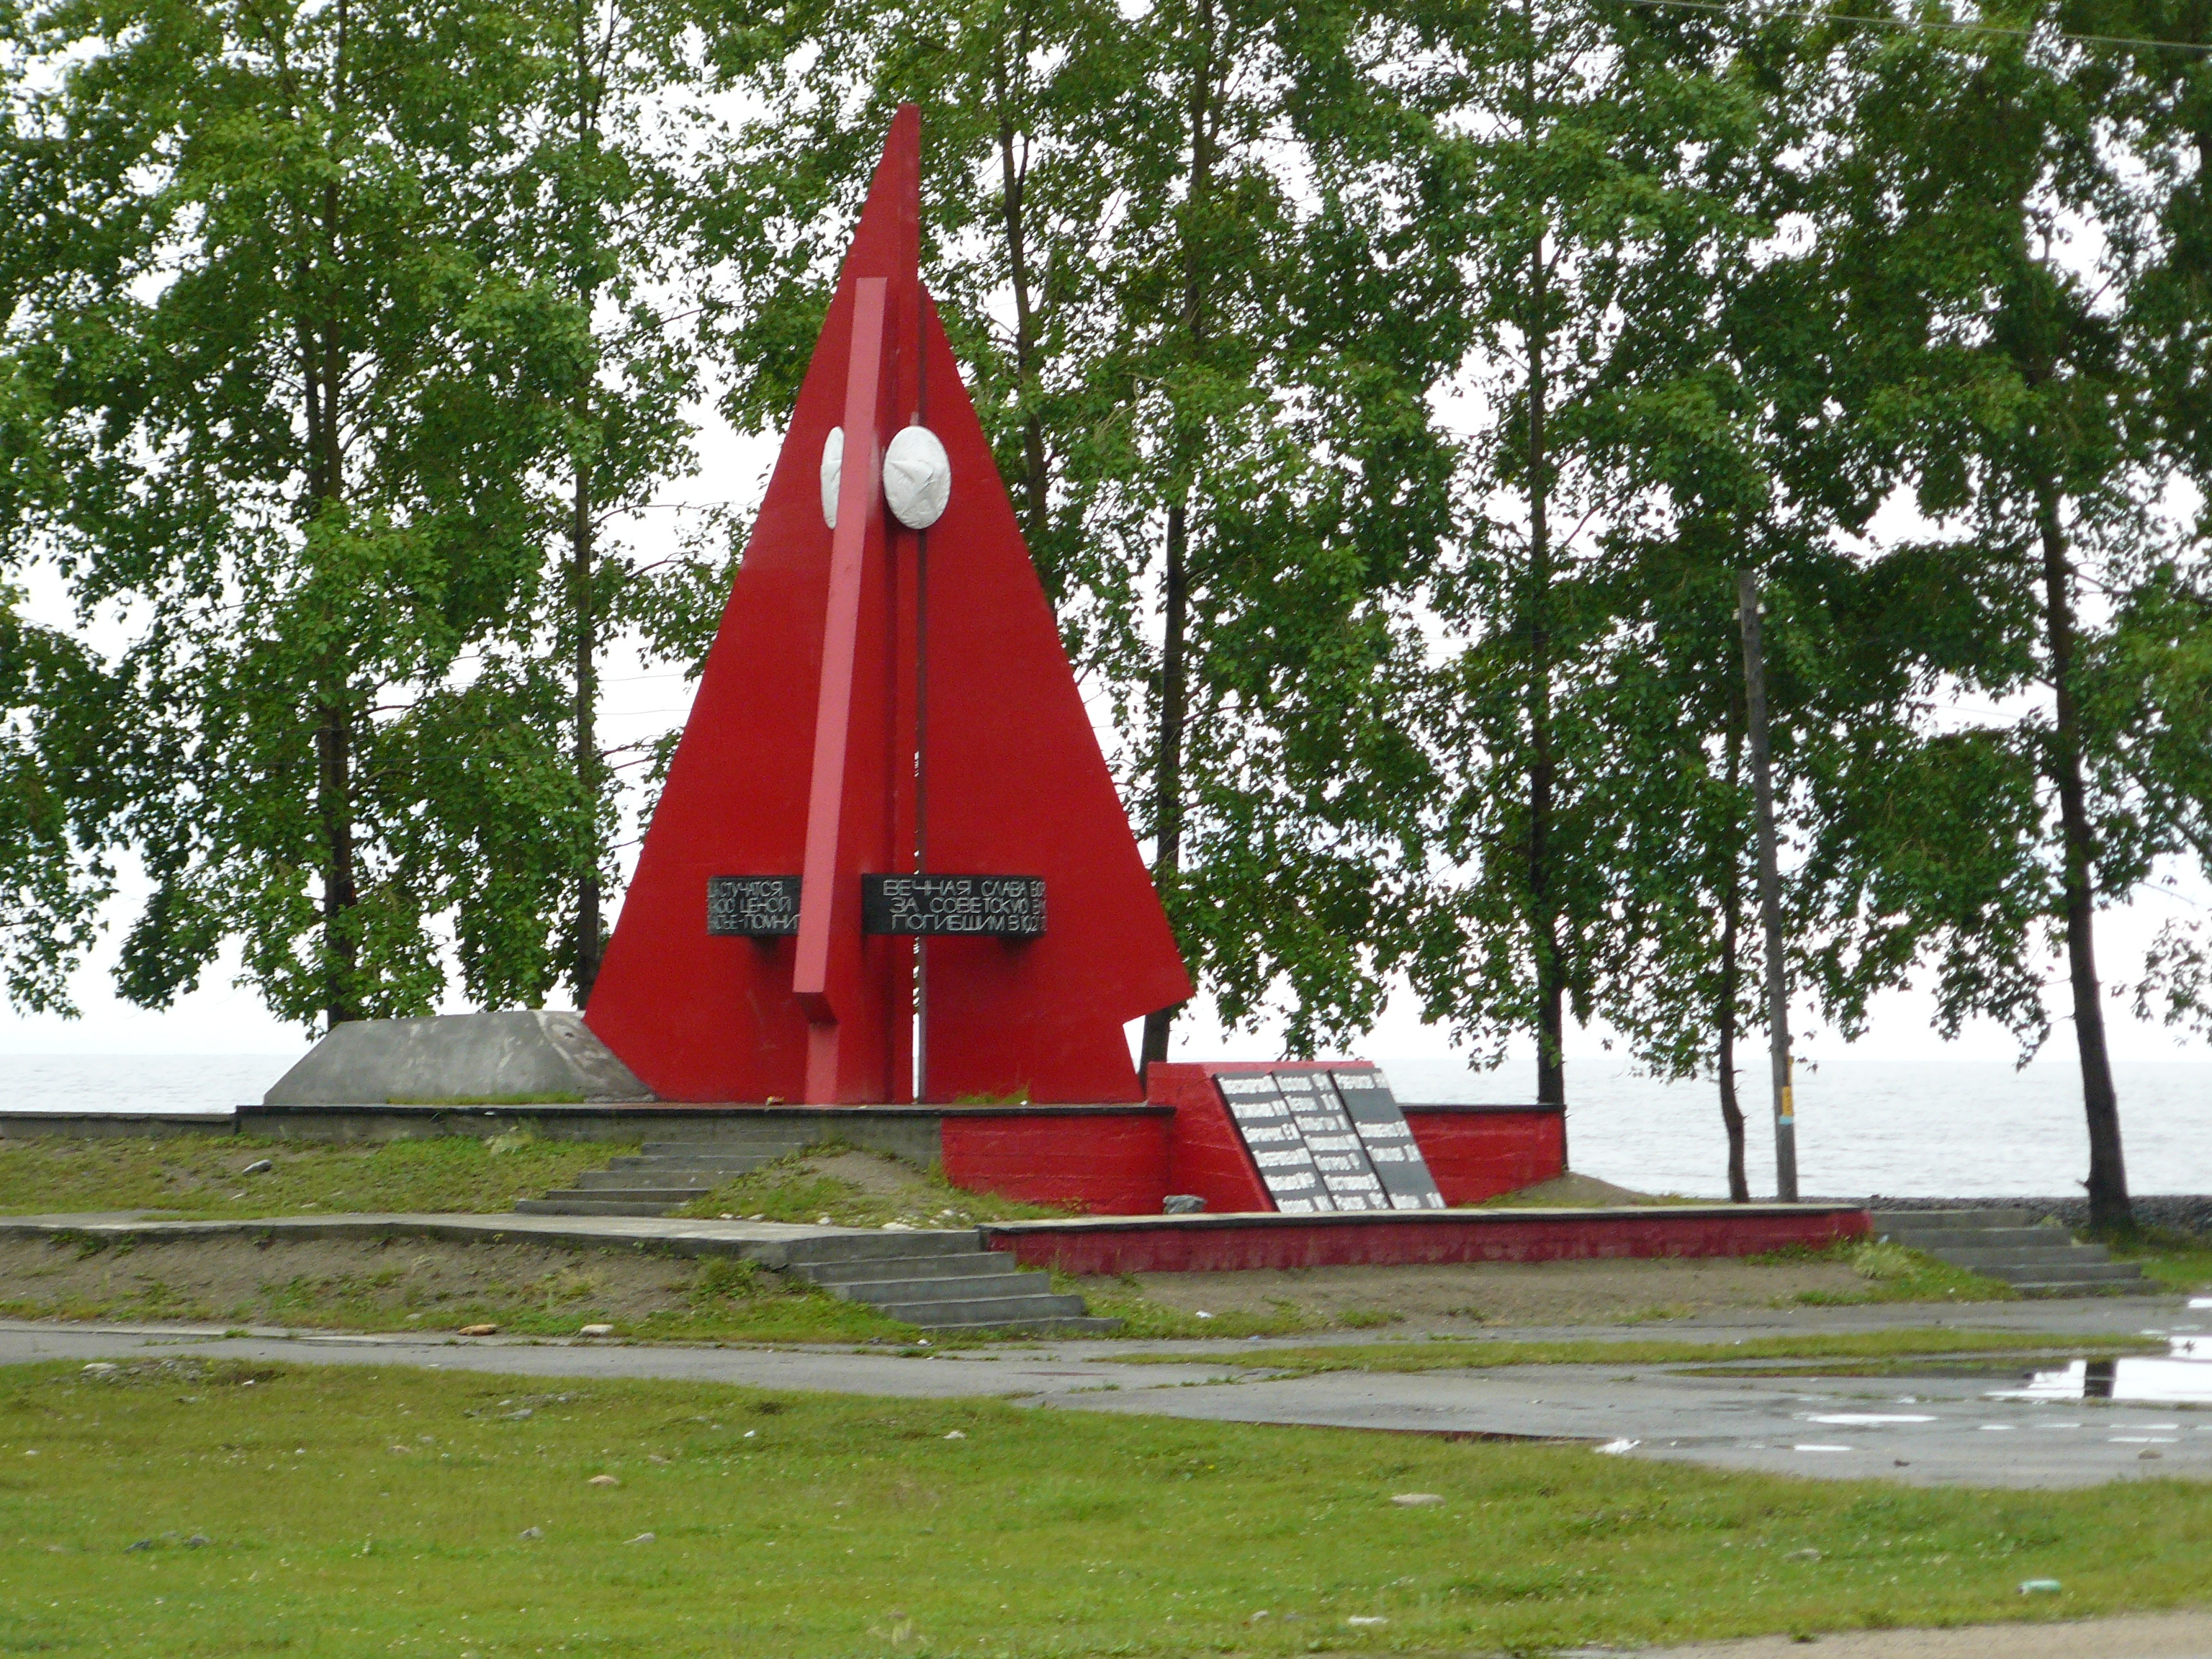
(262, 1012, 653, 1106)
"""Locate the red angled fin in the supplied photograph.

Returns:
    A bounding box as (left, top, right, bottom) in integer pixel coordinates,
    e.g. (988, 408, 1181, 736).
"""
(585, 106, 1187, 1105)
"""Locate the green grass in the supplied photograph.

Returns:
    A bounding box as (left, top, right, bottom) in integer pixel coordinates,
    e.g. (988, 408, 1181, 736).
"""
(1110, 1328, 2161, 1376)
(0, 1134, 619, 1218)
(2109, 1232, 2212, 1293)
(4, 1358, 2210, 1658)
(1762, 1239, 2018, 1305)
(1062, 1273, 1408, 1339)
(670, 1143, 1074, 1228)
(0, 1238, 917, 1344)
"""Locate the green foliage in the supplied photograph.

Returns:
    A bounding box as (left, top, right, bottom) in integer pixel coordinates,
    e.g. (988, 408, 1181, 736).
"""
(1, 0, 710, 1028)
(0, 586, 112, 1012)
(2, 0, 2211, 1238)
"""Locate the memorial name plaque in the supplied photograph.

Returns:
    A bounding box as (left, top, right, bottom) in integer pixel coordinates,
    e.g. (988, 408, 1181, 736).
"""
(1331, 1068, 1445, 1210)
(861, 874, 1047, 937)
(1275, 1071, 1389, 1211)
(707, 876, 801, 937)
(1215, 1074, 1332, 1213)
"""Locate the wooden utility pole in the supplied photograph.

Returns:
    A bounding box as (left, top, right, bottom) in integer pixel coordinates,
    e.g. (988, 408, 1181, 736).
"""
(1735, 570, 1797, 1202)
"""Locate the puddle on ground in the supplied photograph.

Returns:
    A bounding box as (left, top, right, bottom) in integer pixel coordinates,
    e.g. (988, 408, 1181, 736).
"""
(1991, 1339, 2212, 1404)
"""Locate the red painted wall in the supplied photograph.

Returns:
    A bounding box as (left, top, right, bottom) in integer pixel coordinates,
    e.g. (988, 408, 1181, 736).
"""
(1406, 1108, 1566, 1205)
(925, 1067, 1569, 1219)
(940, 1110, 1171, 1216)
(1148, 1063, 1272, 1213)
(982, 1206, 1871, 1274)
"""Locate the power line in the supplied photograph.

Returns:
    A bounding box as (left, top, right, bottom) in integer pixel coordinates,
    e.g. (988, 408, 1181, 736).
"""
(1621, 0, 2212, 55)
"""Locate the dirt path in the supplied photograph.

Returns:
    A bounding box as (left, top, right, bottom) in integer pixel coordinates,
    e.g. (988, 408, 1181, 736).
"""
(0, 1233, 706, 1330)
(1621, 1609, 2212, 1658)
(1101, 1254, 1876, 1329)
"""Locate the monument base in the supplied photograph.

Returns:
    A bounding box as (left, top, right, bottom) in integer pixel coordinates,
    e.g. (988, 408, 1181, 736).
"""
(262, 1012, 652, 1107)
(976, 1203, 1871, 1275)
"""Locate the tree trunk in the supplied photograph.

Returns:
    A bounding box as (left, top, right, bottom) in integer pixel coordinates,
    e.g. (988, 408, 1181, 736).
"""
(1525, 246, 1564, 1111)
(568, 7, 607, 1004)
(1718, 719, 1750, 1202)
(1735, 570, 1796, 1200)
(994, 47, 1050, 547)
(1141, 0, 1215, 1070)
(1141, 498, 1190, 1067)
(300, 306, 357, 1030)
(314, 691, 359, 1029)
(571, 466, 601, 999)
(1515, 25, 1564, 1114)
(2036, 478, 2130, 1229)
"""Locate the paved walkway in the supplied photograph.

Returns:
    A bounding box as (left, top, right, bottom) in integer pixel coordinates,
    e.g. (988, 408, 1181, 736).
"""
(0, 1208, 863, 1262)
(6, 1209, 2208, 1486)
(4, 1286, 2207, 1487)
(1599, 1609, 2212, 1658)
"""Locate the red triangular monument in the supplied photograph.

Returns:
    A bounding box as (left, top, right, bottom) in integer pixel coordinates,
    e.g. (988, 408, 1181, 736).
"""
(585, 106, 1192, 1105)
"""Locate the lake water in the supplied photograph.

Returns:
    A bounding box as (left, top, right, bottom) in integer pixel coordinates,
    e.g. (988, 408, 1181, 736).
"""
(3, 1051, 2205, 1198)
(1383, 1056, 2211, 1198)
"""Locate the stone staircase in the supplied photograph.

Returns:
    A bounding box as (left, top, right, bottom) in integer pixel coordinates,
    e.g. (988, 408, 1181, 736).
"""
(781, 1231, 1119, 1336)
(1871, 1208, 2154, 1297)
(516, 1133, 818, 1217)
(516, 1138, 1116, 1334)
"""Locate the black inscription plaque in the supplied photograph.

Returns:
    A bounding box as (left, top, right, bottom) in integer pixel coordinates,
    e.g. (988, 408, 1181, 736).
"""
(707, 876, 801, 937)
(862, 874, 1046, 937)
(1275, 1071, 1390, 1212)
(1215, 1073, 1333, 1213)
(1331, 1066, 1446, 1210)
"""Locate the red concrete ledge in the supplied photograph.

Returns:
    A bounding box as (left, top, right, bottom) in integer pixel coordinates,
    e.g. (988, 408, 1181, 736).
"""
(977, 1203, 1871, 1275)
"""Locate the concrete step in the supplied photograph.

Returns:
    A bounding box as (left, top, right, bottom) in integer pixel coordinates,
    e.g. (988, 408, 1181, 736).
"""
(1972, 1259, 2144, 1285)
(512, 1197, 686, 1216)
(1870, 1208, 2040, 1231)
(642, 1140, 813, 1159)
(2014, 1277, 2162, 1298)
(819, 1272, 1045, 1305)
(799, 1253, 1017, 1285)
(866, 1291, 1096, 1327)
(922, 1316, 1125, 1336)
(533, 1186, 709, 1207)
(1880, 1226, 2076, 1252)
(783, 1231, 989, 1264)
(606, 1154, 782, 1173)
(1867, 1207, 2150, 1295)
(1918, 1243, 2116, 1271)
(573, 1169, 728, 1191)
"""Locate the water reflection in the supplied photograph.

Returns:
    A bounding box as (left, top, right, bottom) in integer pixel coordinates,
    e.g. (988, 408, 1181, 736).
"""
(1992, 1339, 2212, 1404)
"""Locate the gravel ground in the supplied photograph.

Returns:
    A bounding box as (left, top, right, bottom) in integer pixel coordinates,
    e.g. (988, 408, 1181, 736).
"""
(3, 1229, 1896, 1334)
(0, 1233, 703, 1328)
(1094, 1254, 1877, 1329)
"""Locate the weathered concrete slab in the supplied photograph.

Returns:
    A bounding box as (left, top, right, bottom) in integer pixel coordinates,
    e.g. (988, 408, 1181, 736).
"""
(0, 1210, 883, 1269)
(261, 1011, 652, 1107)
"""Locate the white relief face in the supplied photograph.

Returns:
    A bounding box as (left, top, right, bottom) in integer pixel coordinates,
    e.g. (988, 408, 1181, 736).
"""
(883, 425, 950, 529)
(820, 426, 844, 529)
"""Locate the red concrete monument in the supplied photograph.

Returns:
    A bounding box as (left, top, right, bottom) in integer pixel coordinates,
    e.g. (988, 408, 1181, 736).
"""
(585, 105, 1192, 1106)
